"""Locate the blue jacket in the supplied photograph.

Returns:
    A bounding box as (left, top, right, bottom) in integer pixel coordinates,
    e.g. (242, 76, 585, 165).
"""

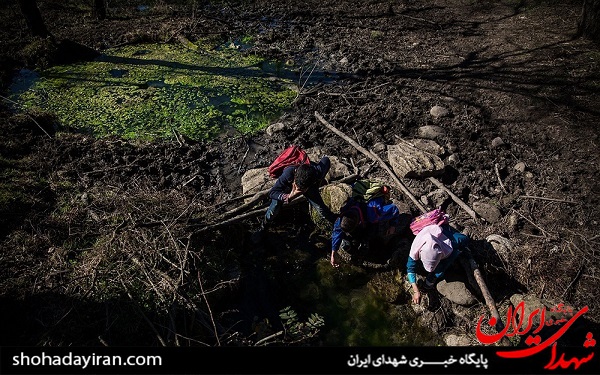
(268, 157, 331, 201)
(331, 196, 400, 252)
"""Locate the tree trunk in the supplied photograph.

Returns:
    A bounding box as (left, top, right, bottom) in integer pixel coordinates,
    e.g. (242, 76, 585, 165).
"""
(17, 0, 50, 38)
(578, 0, 600, 41)
(93, 0, 107, 20)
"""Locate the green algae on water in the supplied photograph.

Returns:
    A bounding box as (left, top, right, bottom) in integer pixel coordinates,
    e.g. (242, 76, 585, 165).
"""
(15, 42, 298, 141)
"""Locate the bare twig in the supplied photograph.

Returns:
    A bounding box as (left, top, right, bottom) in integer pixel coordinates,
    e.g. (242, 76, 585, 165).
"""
(520, 195, 576, 204)
(181, 175, 198, 188)
(511, 209, 553, 238)
(120, 279, 167, 347)
(254, 330, 284, 346)
(198, 271, 221, 346)
(495, 163, 508, 193)
(562, 262, 585, 299)
(172, 128, 184, 147)
(427, 177, 480, 223)
(0, 94, 52, 139)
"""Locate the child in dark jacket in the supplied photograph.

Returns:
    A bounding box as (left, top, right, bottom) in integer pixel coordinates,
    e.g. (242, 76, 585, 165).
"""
(252, 156, 336, 243)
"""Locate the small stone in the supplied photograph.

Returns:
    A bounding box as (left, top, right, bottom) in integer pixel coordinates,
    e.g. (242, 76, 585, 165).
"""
(265, 122, 285, 136)
(491, 137, 505, 148)
(430, 105, 449, 119)
(514, 162, 526, 173)
(418, 125, 446, 140)
(448, 154, 459, 164)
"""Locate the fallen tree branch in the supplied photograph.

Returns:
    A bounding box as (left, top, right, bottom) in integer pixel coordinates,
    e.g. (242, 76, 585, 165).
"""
(427, 177, 480, 223)
(460, 252, 504, 330)
(194, 174, 361, 233)
(315, 111, 427, 213)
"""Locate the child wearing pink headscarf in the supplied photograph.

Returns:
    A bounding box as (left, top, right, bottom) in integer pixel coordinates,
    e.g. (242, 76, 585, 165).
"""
(407, 223, 469, 304)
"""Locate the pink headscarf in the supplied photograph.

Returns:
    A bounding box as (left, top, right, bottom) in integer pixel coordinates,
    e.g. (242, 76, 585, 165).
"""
(409, 224, 453, 272)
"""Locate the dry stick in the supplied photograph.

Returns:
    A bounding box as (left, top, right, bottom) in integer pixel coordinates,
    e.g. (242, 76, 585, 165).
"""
(221, 189, 270, 219)
(460, 252, 506, 334)
(511, 208, 552, 238)
(120, 279, 167, 347)
(254, 331, 284, 346)
(495, 163, 508, 194)
(315, 111, 504, 334)
(427, 177, 480, 223)
(315, 111, 426, 213)
(198, 271, 221, 346)
(194, 174, 361, 233)
(0, 94, 52, 139)
(520, 195, 576, 204)
(562, 262, 585, 299)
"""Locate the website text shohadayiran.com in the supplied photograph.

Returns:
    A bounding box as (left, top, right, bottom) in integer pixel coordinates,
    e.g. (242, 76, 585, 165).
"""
(12, 352, 162, 370)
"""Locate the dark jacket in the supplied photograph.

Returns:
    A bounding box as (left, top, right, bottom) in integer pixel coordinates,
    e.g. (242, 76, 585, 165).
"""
(331, 196, 400, 252)
(268, 156, 331, 201)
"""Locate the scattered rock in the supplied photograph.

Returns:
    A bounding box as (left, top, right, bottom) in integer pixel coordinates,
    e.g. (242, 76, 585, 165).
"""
(306, 147, 350, 180)
(430, 105, 449, 119)
(491, 137, 505, 148)
(265, 122, 285, 136)
(387, 142, 445, 178)
(486, 234, 515, 263)
(410, 138, 445, 156)
(417, 125, 446, 140)
(436, 279, 477, 306)
(472, 201, 503, 223)
(514, 162, 526, 173)
(372, 142, 387, 153)
(447, 153, 459, 164)
(445, 333, 473, 346)
(425, 188, 447, 208)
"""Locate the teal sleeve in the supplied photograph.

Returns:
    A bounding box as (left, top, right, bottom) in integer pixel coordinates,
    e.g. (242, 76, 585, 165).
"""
(407, 256, 418, 284)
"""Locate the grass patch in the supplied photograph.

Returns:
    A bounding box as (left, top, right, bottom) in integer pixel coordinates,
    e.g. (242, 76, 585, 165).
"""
(13, 41, 297, 141)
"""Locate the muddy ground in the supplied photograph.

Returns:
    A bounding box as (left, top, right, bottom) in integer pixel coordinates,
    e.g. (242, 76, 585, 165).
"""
(0, 0, 599, 347)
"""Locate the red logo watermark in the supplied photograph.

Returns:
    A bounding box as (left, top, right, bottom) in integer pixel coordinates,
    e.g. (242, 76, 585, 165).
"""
(475, 301, 595, 370)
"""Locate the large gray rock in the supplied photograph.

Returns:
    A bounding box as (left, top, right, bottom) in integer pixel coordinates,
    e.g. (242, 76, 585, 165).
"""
(411, 138, 445, 156)
(445, 333, 473, 346)
(417, 125, 446, 140)
(436, 279, 478, 306)
(240, 167, 273, 198)
(305, 147, 350, 181)
(387, 142, 445, 178)
(472, 201, 503, 223)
